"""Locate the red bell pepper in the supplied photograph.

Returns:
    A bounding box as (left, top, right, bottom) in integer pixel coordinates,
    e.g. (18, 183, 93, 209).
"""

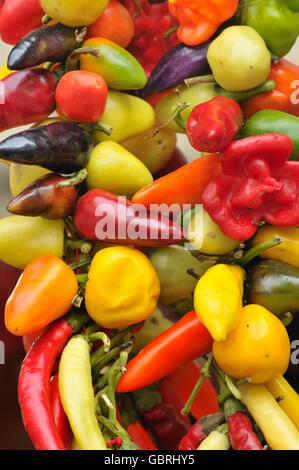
(0, 0, 43, 45)
(116, 310, 213, 393)
(202, 133, 298, 241)
(73, 188, 185, 247)
(242, 59, 299, 119)
(186, 97, 244, 153)
(123, 0, 179, 76)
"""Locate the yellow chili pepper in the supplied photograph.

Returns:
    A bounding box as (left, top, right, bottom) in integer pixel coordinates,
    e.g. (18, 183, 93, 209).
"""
(193, 264, 244, 341)
(266, 376, 299, 430)
(58, 335, 107, 450)
(239, 383, 299, 450)
(213, 304, 290, 383)
(85, 246, 160, 329)
(197, 430, 230, 450)
(253, 226, 299, 269)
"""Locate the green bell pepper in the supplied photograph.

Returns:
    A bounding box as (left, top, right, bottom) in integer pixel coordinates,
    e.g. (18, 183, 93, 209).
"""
(243, 109, 299, 161)
(240, 0, 299, 58)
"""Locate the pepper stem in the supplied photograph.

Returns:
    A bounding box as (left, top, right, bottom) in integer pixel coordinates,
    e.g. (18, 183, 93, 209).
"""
(181, 353, 214, 415)
(217, 80, 276, 103)
(279, 311, 293, 327)
(238, 237, 282, 266)
(42, 14, 52, 24)
(65, 47, 102, 72)
(184, 75, 216, 87)
(164, 25, 179, 39)
(86, 331, 111, 351)
(69, 255, 93, 271)
(65, 238, 93, 254)
(57, 168, 88, 188)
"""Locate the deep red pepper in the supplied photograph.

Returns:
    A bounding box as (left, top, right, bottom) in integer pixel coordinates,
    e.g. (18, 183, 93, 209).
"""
(179, 412, 225, 450)
(158, 377, 192, 429)
(186, 97, 244, 153)
(0, 0, 43, 45)
(131, 384, 190, 450)
(224, 398, 263, 451)
(0, 69, 56, 133)
(123, 0, 179, 76)
(18, 312, 88, 450)
(202, 133, 298, 241)
(50, 373, 72, 450)
(73, 188, 185, 247)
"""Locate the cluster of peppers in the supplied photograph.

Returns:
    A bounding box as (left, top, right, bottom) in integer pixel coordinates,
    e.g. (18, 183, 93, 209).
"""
(1, 0, 299, 452)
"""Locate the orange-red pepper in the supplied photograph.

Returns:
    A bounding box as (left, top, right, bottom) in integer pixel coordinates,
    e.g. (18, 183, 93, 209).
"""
(132, 154, 222, 209)
(242, 59, 299, 119)
(168, 0, 239, 46)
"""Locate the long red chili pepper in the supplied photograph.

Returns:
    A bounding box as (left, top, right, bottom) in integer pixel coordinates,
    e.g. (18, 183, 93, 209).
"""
(116, 310, 213, 393)
(18, 312, 88, 450)
(224, 398, 263, 451)
(50, 374, 72, 450)
(179, 412, 225, 450)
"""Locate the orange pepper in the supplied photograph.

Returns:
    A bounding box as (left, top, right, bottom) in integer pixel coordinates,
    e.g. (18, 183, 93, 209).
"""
(242, 59, 299, 119)
(168, 0, 239, 46)
(5, 255, 78, 336)
(131, 154, 222, 209)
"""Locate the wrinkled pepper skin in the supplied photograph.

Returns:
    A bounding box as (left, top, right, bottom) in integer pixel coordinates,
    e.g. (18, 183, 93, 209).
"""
(8, 24, 86, 71)
(73, 189, 185, 247)
(247, 260, 299, 317)
(0, 121, 92, 173)
(0, 0, 43, 45)
(0, 69, 56, 133)
(7, 173, 78, 219)
(244, 110, 299, 161)
(240, 0, 299, 58)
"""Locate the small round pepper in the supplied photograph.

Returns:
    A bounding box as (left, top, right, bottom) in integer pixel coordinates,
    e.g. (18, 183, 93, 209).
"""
(85, 246, 160, 329)
(213, 304, 291, 384)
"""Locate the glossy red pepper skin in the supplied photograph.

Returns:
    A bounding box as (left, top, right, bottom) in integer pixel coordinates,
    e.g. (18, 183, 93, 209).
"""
(186, 97, 243, 153)
(123, 0, 179, 76)
(202, 133, 297, 241)
(7, 173, 79, 219)
(0, 0, 43, 45)
(73, 189, 185, 247)
(50, 374, 72, 450)
(116, 311, 213, 393)
(227, 412, 263, 450)
(0, 69, 56, 133)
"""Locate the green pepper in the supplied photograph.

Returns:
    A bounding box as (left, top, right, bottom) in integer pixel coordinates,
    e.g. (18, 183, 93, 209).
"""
(240, 0, 299, 58)
(247, 259, 299, 316)
(77, 38, 147, 90)
(243, 110, 299, 161)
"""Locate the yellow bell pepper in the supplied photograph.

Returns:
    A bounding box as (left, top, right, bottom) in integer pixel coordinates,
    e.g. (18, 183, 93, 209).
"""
(239, 383, 299, 450)
(266, 376, 299, 430)
(253, 226, 299, 269)
(93, 90, 155, 144)
(85, 246, 160, 329)
(213, 304, 290, 383)
(193, 264, 244, 341)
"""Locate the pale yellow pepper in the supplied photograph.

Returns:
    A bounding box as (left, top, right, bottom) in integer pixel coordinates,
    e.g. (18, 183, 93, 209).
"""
(193, 264, 244, 341)
(253, 226, 299, 269)
(266, 376, 299, 430)
(85, 246, 160, 329)
(239, 383, 299, 450)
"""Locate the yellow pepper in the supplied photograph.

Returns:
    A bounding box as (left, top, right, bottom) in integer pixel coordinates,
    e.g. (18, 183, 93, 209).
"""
(85, 246, 160, 329)
(213, 304, 290, 383)
(193, 264, 244, 341)
(239, 383, 299, 450)
(197, 430, 230, 450)
(266, 376, 299, 430)
(93, 90, 155, 144)
(253, 226, 299, 269)
(58, 335, 107, 450)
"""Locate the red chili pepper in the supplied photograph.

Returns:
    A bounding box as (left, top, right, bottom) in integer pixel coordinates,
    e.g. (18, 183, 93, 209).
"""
(73, 188, 185, 247)
(0, 69, 57, 133)
(158, 377, 192, 429)
(202, 133, 298, 241)
(131, 383, 190, 450)
(123, 0, 179, 76)
(186, 97, 244, 153)
(0, 0, 43, 45)
(50, 374, 72, 450)
(224, 398, 263, 451)
(179, 412, 225, 450)
(116, 310, 213, 393)
(117, 395, 158, 450)
(18, 312, 88, 450)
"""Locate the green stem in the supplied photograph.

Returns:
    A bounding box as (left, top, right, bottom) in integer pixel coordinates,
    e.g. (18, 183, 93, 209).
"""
(65, 47, 101, 72)
(65, 238, 93, 254)
(181, 353, 214, 415)
(92, 341, 133, 379)
(279, 311, 293, 327)
(86, 331, 111, 351)
(217, 80, 276, 103)
(57, 168, 88, 188)
(75, 273, 89, 286)
(238, 237, 282, 266)
(131, 0, 141, 18)
(184, 75, 216, 87)
(90, 122, 113, 136)
(224, 374, 242, 401)
(42, 14, 52, 24)
(164, 25, 179, 39)
(69, 256, 93, 271)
